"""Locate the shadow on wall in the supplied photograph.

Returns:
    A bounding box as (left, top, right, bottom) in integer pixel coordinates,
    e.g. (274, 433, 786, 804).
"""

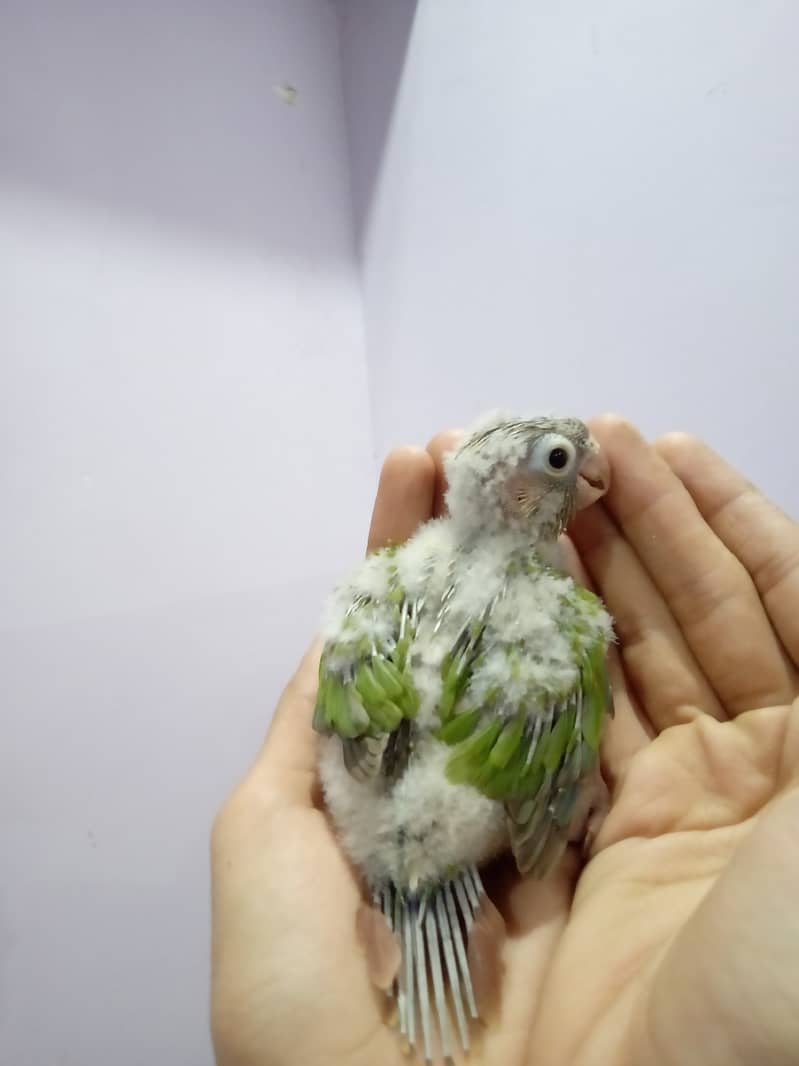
(0, 1, 360, 263)
(336, 0, 419, 258)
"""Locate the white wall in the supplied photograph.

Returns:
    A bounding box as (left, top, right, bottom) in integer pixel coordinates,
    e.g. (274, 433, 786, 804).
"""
(337, 0, 419, 255)
(0, 3, 372, 1064)
(357, 0, 799, 513)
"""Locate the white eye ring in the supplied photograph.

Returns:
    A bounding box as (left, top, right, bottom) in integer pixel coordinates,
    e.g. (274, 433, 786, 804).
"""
(529, 434, 577, 478)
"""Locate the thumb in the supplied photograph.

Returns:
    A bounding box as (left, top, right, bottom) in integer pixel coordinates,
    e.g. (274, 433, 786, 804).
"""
(247, 640, 323, 810)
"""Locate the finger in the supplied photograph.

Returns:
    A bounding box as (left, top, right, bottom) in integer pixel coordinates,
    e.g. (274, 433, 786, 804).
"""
(559, 534, 651, 794)
(570, 503, 728, 729)
(426, 430, 462, 518)
(656, 433, 799, 673)
(249, 640, 323, 809)
(591, 416, 797, 714)
(367, 446, 436, 553)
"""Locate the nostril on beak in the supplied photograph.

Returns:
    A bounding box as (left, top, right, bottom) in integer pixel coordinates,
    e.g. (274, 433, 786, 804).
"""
(575, 446, 610, 510)
(584, 469, 607, 493)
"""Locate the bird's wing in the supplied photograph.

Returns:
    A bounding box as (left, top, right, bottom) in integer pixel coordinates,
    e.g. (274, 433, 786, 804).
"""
(313, 547, 421, 783)
(439, 579, 613, 876)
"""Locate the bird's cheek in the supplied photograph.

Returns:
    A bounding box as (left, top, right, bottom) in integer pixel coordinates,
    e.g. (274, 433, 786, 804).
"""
(505, 474, 538, 517)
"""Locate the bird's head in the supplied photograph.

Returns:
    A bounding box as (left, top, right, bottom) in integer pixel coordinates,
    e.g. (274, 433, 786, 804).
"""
(444, 413, 610, 543)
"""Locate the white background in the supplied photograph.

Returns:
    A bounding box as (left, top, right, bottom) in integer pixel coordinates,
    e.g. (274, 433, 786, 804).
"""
(1, 2, 796, 1062)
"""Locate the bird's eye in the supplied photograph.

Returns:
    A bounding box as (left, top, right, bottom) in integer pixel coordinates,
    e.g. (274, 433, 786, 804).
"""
(548, 447, 569, 470)
(529, 433, 577, 478)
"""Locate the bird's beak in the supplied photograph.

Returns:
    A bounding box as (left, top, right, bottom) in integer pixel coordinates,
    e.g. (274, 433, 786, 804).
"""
(575, 438, 610, 510)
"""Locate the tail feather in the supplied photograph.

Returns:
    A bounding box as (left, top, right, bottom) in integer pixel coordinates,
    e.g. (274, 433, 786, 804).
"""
(425, 905, 451, 1060)
(438, 890, 470, 1051)
(446, 880, 479, 1021)
(374, 865, 493, 1064)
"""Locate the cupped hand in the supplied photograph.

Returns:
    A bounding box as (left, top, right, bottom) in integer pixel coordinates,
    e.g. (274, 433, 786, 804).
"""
(211, 419, 799, 1066)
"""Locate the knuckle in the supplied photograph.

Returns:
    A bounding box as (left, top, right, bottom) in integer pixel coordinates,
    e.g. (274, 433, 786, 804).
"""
(382, 444, 433, 477)
(656, 431, 701, 459)
(589, 413, 640, 443)
(211, 773, 284, 860)
(210, 796, 238, 857)
(210, 782, 260, 856)
(425, 430, 462, 458)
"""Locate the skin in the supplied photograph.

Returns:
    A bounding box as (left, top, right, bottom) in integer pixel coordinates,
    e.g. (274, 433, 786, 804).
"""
(211, 416, 799, 1066)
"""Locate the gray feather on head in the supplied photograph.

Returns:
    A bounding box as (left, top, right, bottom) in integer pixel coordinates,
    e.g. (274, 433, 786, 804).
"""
(444, 411, 594, 541)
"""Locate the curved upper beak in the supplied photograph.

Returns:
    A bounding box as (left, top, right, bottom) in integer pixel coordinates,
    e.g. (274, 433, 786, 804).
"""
(575, 437, 610, 510)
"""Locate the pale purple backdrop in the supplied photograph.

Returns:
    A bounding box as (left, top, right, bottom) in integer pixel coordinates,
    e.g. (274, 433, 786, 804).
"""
(1, 1, 796, 1063)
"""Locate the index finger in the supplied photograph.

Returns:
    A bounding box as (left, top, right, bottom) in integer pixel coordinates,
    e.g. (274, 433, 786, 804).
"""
(426, 430, 463, 518)
(590, 416, 796, 713)
(656, 433, 799, 669)
(367, 446, 436, 552)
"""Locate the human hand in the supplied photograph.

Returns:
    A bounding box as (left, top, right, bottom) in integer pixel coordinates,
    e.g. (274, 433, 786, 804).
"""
(542, 417, 799, 1066)
(210, 419, 799, 1066)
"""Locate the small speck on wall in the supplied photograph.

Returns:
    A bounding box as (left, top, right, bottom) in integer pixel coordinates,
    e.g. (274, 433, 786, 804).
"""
(274, 83, 299, 105)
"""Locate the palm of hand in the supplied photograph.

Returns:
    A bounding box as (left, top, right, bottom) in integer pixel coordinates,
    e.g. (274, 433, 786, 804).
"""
(212, 419, 799, 1066)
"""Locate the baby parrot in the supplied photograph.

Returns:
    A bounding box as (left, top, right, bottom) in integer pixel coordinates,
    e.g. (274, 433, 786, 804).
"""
(314, 413, 614, 1063)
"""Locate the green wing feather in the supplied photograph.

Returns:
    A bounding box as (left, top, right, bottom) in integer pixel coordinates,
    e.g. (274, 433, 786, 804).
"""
(440, 576, 613, 876)
(313, 552, 420, 781)
(314, 653, 418, 738)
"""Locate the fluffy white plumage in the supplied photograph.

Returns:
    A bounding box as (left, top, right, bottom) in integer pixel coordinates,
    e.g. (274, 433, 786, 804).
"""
(318, 519, 612, 887)
(319, 737, 507, 887)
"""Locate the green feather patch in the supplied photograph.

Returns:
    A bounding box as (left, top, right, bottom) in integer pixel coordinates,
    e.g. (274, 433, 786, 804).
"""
(481, 736, 535, 798)
(488, 713, 526, 769)
(437, 707, 482, 744)
(354, 663, 386, 706)
(325, 678, 357, 737)
(445, 719, 504, 785)
(543, 704, 576, 771)
(581, 645, 610, 750)
(368, 698, 404, 731)
(370, 657, 404, 700)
